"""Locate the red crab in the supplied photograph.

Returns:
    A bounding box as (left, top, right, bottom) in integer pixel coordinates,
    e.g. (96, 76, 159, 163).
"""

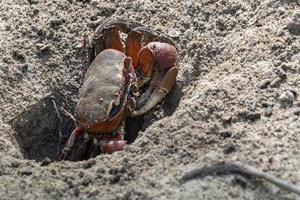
(61, 20, 178, 160)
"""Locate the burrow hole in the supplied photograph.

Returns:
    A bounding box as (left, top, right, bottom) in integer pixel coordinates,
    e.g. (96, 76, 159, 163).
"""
(9, 86, 181, 162)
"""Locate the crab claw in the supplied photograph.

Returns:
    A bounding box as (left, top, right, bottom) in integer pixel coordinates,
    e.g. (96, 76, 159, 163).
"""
(131, 66, 178, 117)
(131, 88, 166, 117)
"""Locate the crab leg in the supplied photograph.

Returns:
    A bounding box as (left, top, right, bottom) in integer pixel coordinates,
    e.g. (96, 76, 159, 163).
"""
(125, 30, 142, 69)
(102, 141, 127, 154)
(60, 127, 84, 160)
(102, 127, 127, 154)
(94, 35, 105, 56)
(94, 19, 141, 37)
(92, 19, 177, 53)
(103, 26, 124, 52)
(86, 35, 96, 64)
(131, 66, 178, 116)
(71, 133, 93, 161)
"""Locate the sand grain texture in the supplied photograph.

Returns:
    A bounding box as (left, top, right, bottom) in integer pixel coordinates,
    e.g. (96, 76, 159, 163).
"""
(0, 0, 300, 199)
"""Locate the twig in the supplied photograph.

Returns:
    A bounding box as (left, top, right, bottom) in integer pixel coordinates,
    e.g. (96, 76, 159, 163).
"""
(51, 100, 63, 155)
(181, 161, 300, 196)
(52, 100, 62, 123)
(60, 107, 76, 122)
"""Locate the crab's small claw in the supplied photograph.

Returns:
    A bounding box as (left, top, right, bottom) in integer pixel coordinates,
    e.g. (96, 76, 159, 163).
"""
(131, 88, 166, 117)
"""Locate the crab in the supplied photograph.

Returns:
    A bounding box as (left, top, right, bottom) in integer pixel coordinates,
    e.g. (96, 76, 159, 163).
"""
(60, 20, 178, 161)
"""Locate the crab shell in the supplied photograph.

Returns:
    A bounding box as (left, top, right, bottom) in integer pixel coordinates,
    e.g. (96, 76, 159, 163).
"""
(75, 49, 136, 134)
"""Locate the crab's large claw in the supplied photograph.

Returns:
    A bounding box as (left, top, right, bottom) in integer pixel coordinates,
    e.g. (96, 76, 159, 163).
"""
(131, 42, 178, 117)
(132, 67, 178, 116)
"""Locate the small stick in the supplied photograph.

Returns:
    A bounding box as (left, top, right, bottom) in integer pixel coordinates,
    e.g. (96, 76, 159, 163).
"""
(51, 100, 63, 155)
(181, 161, 300, 196)
(52, 100, 62, 123)
(60, 107, 76, 122)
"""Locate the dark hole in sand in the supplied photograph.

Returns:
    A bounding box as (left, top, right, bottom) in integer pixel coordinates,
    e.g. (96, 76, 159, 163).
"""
(9, 90, 75, 162)
(8, 84, 181, 162)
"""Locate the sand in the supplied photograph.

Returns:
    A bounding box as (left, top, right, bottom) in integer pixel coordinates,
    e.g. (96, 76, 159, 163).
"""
(0, 0, 300, 199)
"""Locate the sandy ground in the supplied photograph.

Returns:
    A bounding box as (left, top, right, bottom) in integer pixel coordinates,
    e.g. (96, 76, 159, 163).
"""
(0, 0, 300, 199)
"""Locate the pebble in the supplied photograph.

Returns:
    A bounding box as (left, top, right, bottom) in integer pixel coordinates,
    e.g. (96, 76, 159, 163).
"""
(265, 106, 273, 117)
(40, 157, 51, 166)
(279, 91, 294, 107)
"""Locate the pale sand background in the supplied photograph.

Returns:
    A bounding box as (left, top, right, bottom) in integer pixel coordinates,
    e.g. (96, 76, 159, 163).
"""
(0, 0, 300, 199)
